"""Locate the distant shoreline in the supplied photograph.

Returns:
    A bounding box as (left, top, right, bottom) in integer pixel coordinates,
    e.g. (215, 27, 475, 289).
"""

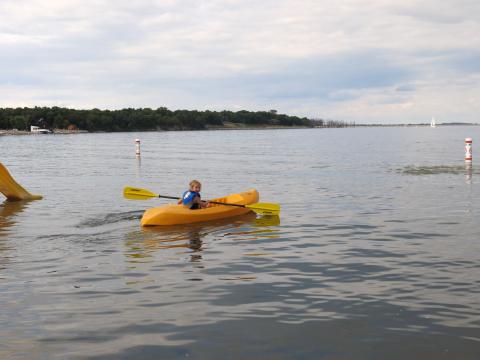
(354, 123, 480, 127)
(0, 125, 315, 136)
(0, 126, 309, 136)
(1, 123, 478, 136)
(0, 129, 89, 136)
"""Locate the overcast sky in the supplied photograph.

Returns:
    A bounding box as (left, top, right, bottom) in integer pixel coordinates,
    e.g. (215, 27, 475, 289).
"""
(1, 0, 479, 123)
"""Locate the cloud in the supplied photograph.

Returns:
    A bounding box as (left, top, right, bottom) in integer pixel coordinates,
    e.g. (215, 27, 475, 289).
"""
(0, 0, 479, 123)
(195, 49, 412, 105)
(395, 84, 416, 92)
(388, 1, 480, 24)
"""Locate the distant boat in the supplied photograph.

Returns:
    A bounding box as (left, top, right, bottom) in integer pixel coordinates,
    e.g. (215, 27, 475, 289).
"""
(30, 125, 52, 134)
(430, 117, 436, 128)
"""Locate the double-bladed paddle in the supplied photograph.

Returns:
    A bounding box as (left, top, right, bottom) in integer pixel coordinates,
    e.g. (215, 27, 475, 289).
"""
(123, 186, 280, 216)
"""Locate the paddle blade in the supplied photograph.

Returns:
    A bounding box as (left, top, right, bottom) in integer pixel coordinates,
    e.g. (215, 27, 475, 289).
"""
(246, 202, 280, 215)
(123, 186, 158, 200)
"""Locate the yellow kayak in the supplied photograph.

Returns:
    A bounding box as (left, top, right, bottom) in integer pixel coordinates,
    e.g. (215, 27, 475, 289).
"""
(0, 162, 42, 201)
(141, 189, 259, 226)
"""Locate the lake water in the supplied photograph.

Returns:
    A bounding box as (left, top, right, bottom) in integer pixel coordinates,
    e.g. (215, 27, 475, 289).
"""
(1, 126, 479, 359)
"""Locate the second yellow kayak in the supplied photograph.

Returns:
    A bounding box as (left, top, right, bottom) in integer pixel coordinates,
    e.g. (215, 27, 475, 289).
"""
(140, 189, 259, 226)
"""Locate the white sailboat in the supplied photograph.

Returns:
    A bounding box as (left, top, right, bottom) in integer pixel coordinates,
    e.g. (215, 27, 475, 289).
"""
(430, 117, 436, 128)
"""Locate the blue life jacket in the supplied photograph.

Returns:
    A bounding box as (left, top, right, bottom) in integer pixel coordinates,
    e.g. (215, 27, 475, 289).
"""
(182, 190, 200, 208)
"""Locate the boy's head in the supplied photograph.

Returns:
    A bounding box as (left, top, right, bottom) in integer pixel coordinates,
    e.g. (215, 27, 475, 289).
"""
(189, 180, 201, 192)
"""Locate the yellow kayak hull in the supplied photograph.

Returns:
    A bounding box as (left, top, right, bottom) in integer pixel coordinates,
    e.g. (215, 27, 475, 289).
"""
(141, 189, 259, 226)
(0, 163, 42, 201)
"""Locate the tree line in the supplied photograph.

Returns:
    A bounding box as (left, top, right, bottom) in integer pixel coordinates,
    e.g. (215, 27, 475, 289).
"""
(0, 106, 351, 132)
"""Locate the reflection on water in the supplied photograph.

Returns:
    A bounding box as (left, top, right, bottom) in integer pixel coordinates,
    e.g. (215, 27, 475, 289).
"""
(465, 163, 473, 184)
(124, 213, 280, 264)
(253, 215, 280, 227)
(0, 200, 30, 272)
(0, 200, 29, 233)
(135, 155, 142, 179)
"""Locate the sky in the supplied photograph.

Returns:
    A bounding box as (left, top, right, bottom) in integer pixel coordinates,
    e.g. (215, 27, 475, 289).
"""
(1, 0, 480, 124)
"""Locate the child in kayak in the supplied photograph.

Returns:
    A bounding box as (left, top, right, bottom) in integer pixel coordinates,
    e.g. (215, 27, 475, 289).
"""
(178, 180, 209, 209)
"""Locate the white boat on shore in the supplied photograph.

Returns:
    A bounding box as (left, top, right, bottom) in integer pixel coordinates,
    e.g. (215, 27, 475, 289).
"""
(430, 117, 437, 128)
(30, 125, 52, 134)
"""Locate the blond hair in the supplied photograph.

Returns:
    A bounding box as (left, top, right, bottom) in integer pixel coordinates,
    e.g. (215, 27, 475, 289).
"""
(189, 179, 201, 187)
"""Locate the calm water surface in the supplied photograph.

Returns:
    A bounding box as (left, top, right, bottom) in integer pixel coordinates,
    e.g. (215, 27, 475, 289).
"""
(1, 127, 479, 359)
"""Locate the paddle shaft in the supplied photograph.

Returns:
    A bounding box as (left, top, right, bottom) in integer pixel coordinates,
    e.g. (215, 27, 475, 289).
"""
(123, 186, 280, 215)
(157, 194, 251, 209)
